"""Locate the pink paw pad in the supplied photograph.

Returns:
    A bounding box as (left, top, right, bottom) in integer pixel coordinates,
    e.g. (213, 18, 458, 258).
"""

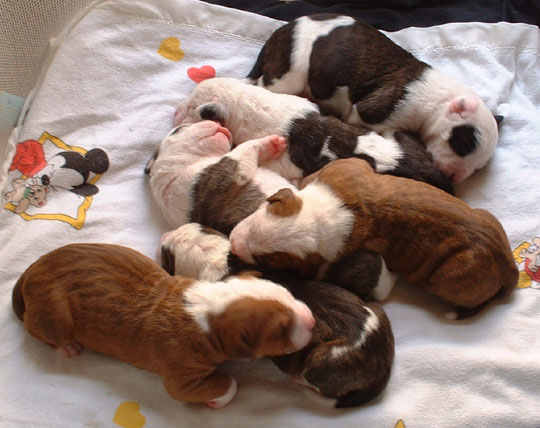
(56, 342, 83, 358)
(259, 135, 287, 161)
(268, 136, 287, 158)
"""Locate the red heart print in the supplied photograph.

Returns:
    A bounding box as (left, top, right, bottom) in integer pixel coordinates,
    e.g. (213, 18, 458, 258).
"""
(187, 65, 216, 83)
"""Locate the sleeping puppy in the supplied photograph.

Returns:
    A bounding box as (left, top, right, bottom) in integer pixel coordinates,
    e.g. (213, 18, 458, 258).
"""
(174, 77, 454, 194)
(159, 224, 395, 408)
(12, 243, 315, 408)
(145, 120, 293, 231)
(246, 14, 502, 184)
(229, 158, 519, 318)
(147, 121, 396, 299)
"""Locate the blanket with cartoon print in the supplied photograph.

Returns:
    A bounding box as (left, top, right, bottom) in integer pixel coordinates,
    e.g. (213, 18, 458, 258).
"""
(0, 1, 539, 427)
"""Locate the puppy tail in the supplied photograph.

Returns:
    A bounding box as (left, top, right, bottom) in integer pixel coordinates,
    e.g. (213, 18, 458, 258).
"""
(245, 43, 267, 82)
(12, 276, 26, 322)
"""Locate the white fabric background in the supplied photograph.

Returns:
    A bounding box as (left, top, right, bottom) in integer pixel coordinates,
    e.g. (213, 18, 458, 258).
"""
(0, 1, 539, 427)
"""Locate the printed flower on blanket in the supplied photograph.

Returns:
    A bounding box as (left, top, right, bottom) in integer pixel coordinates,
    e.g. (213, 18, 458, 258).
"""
(513, 237, 540, 289)
(3, 132, 109, 229)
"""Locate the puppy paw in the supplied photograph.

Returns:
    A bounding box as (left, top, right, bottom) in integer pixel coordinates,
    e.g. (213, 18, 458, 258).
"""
(257, 135, 287, 162)
(206, 377, 237, 409)
(56, 341, 83, 358)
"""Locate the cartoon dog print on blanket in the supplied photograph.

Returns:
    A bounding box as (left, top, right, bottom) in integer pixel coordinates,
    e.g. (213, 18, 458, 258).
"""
(3, 132, 109, 229)
(513, 237, 540, 290)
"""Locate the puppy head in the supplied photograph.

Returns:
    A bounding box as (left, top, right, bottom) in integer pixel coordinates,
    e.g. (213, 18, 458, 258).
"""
(229, 184, 353, 268)
(423, 93, 501, 184)
(174, 78, 245, 126)
(148, 121, 232, 173)
(185, 276, 315, 359)
(229, 188, 315, 265)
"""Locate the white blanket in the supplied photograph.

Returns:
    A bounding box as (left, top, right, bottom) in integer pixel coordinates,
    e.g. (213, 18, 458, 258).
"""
(1, 1, 539, 427)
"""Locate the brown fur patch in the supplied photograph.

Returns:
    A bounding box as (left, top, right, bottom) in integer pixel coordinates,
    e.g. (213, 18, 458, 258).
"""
(266, 188, 303, 217)
(255, 252, 325, 278)
(207, 297, 294, 358)
(191, 156, 266, 235)
(314, 158, 518, 311)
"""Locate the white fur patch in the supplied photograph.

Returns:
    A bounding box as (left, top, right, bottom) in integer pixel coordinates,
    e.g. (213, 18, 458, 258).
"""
(372, 258, 398, 301)
(320, 136, 338, 161)
(316, 85, 354, 121)
(353, 132, 402, 172)
(183, 276, 303, 333)
(262, 16, 355, 94)
(330, 306, 379, 359)
(161, 223, 231, 282)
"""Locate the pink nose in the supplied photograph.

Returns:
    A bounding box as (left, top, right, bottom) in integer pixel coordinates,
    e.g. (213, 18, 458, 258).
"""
(230, 234, 255, 264)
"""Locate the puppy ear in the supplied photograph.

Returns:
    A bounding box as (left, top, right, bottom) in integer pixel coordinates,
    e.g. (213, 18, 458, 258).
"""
(266, 188, 302, 217)
(144, 147, 159, 175)
(447, 95, 479, 119)
(198, 102, 226, 122)
(493, 114, 504, 126)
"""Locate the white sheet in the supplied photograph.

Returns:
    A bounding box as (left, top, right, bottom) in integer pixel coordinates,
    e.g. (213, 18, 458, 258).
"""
(1, 1, 539, 427)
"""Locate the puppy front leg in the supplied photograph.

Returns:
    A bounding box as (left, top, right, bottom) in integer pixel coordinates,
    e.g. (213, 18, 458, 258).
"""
(163, 369, 237, 408)
(226, 135, 286, 185)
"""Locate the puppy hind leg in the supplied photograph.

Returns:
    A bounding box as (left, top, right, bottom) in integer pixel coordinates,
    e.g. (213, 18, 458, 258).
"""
(23, 299, 80, 357)
(163, 370, 237, 408)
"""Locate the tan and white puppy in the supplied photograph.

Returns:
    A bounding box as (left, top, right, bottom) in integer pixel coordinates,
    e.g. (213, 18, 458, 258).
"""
(174, 77, 454, 194)
(158, 224, 395, 408)
(12, 243, 315, 408)
(247, 14, 502, 184)
(229, 158, 519, 318)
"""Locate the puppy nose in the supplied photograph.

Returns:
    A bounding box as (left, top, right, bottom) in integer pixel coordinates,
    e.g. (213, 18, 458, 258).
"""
(298, 304, 315, 330)
(230, 234, 255, 264)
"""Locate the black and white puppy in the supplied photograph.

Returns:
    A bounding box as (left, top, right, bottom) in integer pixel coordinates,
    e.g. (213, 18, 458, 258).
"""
(246, 14, 502, 184)
(160, 223, 395, 408)
(175, 77, 454, 194)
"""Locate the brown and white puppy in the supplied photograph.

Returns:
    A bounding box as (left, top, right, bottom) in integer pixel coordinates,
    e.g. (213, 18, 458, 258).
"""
(159, 224, 395, 408)
(229, 158, 519, 318)
(161, 223, 396, 302)
(12, 243, 315, 408)
(174, 77, 454, 194)
(247, 14, 503, 184)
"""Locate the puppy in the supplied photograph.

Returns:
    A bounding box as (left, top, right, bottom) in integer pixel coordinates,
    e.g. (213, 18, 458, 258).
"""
(159, 224, 395, 408)
(145, 120, 293, 231)
(229, 158, 519, 318)
(246, 14, 502, 184)
(175, 77, 454, 194)
(12, 243, 315, 408)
